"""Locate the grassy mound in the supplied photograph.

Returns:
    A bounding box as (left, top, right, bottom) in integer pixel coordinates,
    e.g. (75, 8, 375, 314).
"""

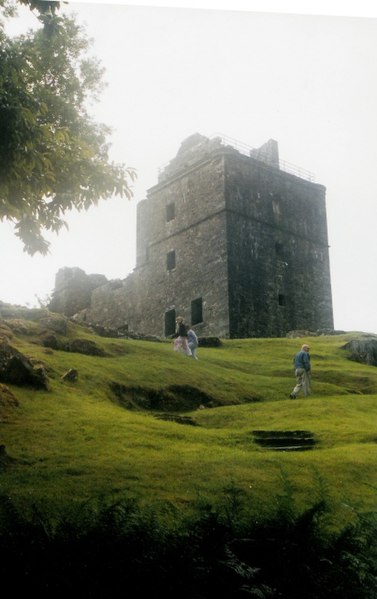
(0, 308, 376, 522)
(1, 308, 377, 595)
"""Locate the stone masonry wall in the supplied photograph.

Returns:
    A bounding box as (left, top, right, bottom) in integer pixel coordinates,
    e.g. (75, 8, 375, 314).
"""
(224, 153, 333, 337)
(50, 134, 334, 339)
(74, 136, 231, 337)
(134, 145, 230, 337)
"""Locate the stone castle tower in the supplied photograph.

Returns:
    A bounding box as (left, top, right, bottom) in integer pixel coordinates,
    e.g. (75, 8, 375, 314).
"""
(50, 133, 334, 338)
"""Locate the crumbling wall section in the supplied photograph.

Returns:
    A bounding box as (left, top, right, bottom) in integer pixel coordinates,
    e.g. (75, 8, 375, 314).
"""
(48, 267, 108, 317)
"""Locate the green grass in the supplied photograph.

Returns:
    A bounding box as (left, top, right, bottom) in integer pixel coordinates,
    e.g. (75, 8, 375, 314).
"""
(1, 317, 377, 527)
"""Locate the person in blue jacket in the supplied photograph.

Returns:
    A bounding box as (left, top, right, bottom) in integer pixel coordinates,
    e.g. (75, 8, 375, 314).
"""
(289, 343, 311, 398)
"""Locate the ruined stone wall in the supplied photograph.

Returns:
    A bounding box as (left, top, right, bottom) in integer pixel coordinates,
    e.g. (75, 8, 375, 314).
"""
(74, 278, 131, 330)
(224, 154, 333, 337)
(48, 267, 108, 317)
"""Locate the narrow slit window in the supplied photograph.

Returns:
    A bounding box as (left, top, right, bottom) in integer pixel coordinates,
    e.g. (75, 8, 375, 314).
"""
(275, 242, 284, 258)
(164, 309, 176, 336)
(191, 297, 203, 325)
(167, 250, 176, 270)
(278, 294, 286, 306)
(166, 203, 175, 222)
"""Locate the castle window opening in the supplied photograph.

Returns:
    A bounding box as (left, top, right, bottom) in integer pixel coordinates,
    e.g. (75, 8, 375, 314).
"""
(164, 309, 176, 336)
(166, 250, 176, 270)
(166, 202, 175, 222)
(272, 199, 281, 215)
(278, 294, 286, 306)
(275, 242, 284, 258)
(191, 297, 203, 325)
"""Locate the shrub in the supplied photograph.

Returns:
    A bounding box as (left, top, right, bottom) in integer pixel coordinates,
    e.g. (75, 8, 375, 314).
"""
(0, 493, 376, 598)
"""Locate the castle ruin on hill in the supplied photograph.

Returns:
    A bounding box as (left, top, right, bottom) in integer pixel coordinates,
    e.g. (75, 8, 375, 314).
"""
(48, 133, 334, 338)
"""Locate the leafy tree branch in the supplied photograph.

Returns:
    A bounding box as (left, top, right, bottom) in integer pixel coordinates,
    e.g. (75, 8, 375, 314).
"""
(0, 1, 136, 254)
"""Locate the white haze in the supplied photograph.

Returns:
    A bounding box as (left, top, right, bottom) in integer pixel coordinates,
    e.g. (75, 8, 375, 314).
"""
(1, 1, 377, 334)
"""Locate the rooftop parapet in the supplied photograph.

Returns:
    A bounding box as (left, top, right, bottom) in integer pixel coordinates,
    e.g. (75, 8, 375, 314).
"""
(158, 133, 315, 183)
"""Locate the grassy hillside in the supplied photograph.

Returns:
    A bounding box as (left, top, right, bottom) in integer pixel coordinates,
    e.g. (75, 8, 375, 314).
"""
(1, 309, 377, 529)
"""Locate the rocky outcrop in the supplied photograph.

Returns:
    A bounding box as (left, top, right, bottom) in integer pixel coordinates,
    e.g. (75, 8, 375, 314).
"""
(0, 343, 49, 389)
(61, 369, 78, 382)
(65, 338, 105, 357)
(341, 336, 377, 367)
(0, 321, 13, 342)
(40, 315, 68, 335)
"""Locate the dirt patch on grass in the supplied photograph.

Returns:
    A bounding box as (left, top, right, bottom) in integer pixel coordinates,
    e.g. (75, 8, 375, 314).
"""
(109, 383, 218, 412)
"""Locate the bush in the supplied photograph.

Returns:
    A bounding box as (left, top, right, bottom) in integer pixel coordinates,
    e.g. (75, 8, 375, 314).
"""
(0, 493, 376, 598)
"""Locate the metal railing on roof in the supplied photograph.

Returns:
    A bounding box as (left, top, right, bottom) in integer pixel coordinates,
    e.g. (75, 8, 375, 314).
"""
(213, 133, 316, 182)
(158, 134, 316, 183)
(278, 158, 316, 182)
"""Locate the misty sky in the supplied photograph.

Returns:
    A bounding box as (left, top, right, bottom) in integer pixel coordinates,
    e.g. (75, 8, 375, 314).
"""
(1, 1, 377, 334)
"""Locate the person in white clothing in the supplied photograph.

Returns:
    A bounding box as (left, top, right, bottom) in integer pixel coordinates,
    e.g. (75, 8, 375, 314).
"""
(187, 325, 199, 360)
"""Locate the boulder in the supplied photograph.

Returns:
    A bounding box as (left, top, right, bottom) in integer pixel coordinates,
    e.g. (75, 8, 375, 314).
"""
(65, 338, 105, 357)
(4, 319, 31, 335)
(197, 337, 222, 347)
(341, 337, 377, 367)
(40, 316, 68, 335)
(61, 368, 78, 382)
(0, 343, 49, 389)
(40, 331, 61, 350)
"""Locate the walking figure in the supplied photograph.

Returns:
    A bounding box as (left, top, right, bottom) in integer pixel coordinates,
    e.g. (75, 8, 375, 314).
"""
(172, 316, 191, 356)
(290, 343, 311, 399)
(187, 325, 199, 360)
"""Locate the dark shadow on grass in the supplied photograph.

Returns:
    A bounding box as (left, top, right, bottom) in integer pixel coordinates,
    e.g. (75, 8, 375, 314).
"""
(109, 382, 219, 412)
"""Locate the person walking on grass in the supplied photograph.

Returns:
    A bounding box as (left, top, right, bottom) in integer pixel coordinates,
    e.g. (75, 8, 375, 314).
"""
(172, 316, 191, 356)
(290, 343, 311, 399)
(187, 325, 199, 360)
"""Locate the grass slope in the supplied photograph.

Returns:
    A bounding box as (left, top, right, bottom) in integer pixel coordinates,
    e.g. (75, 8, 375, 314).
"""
(1, 314, 377, 527)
